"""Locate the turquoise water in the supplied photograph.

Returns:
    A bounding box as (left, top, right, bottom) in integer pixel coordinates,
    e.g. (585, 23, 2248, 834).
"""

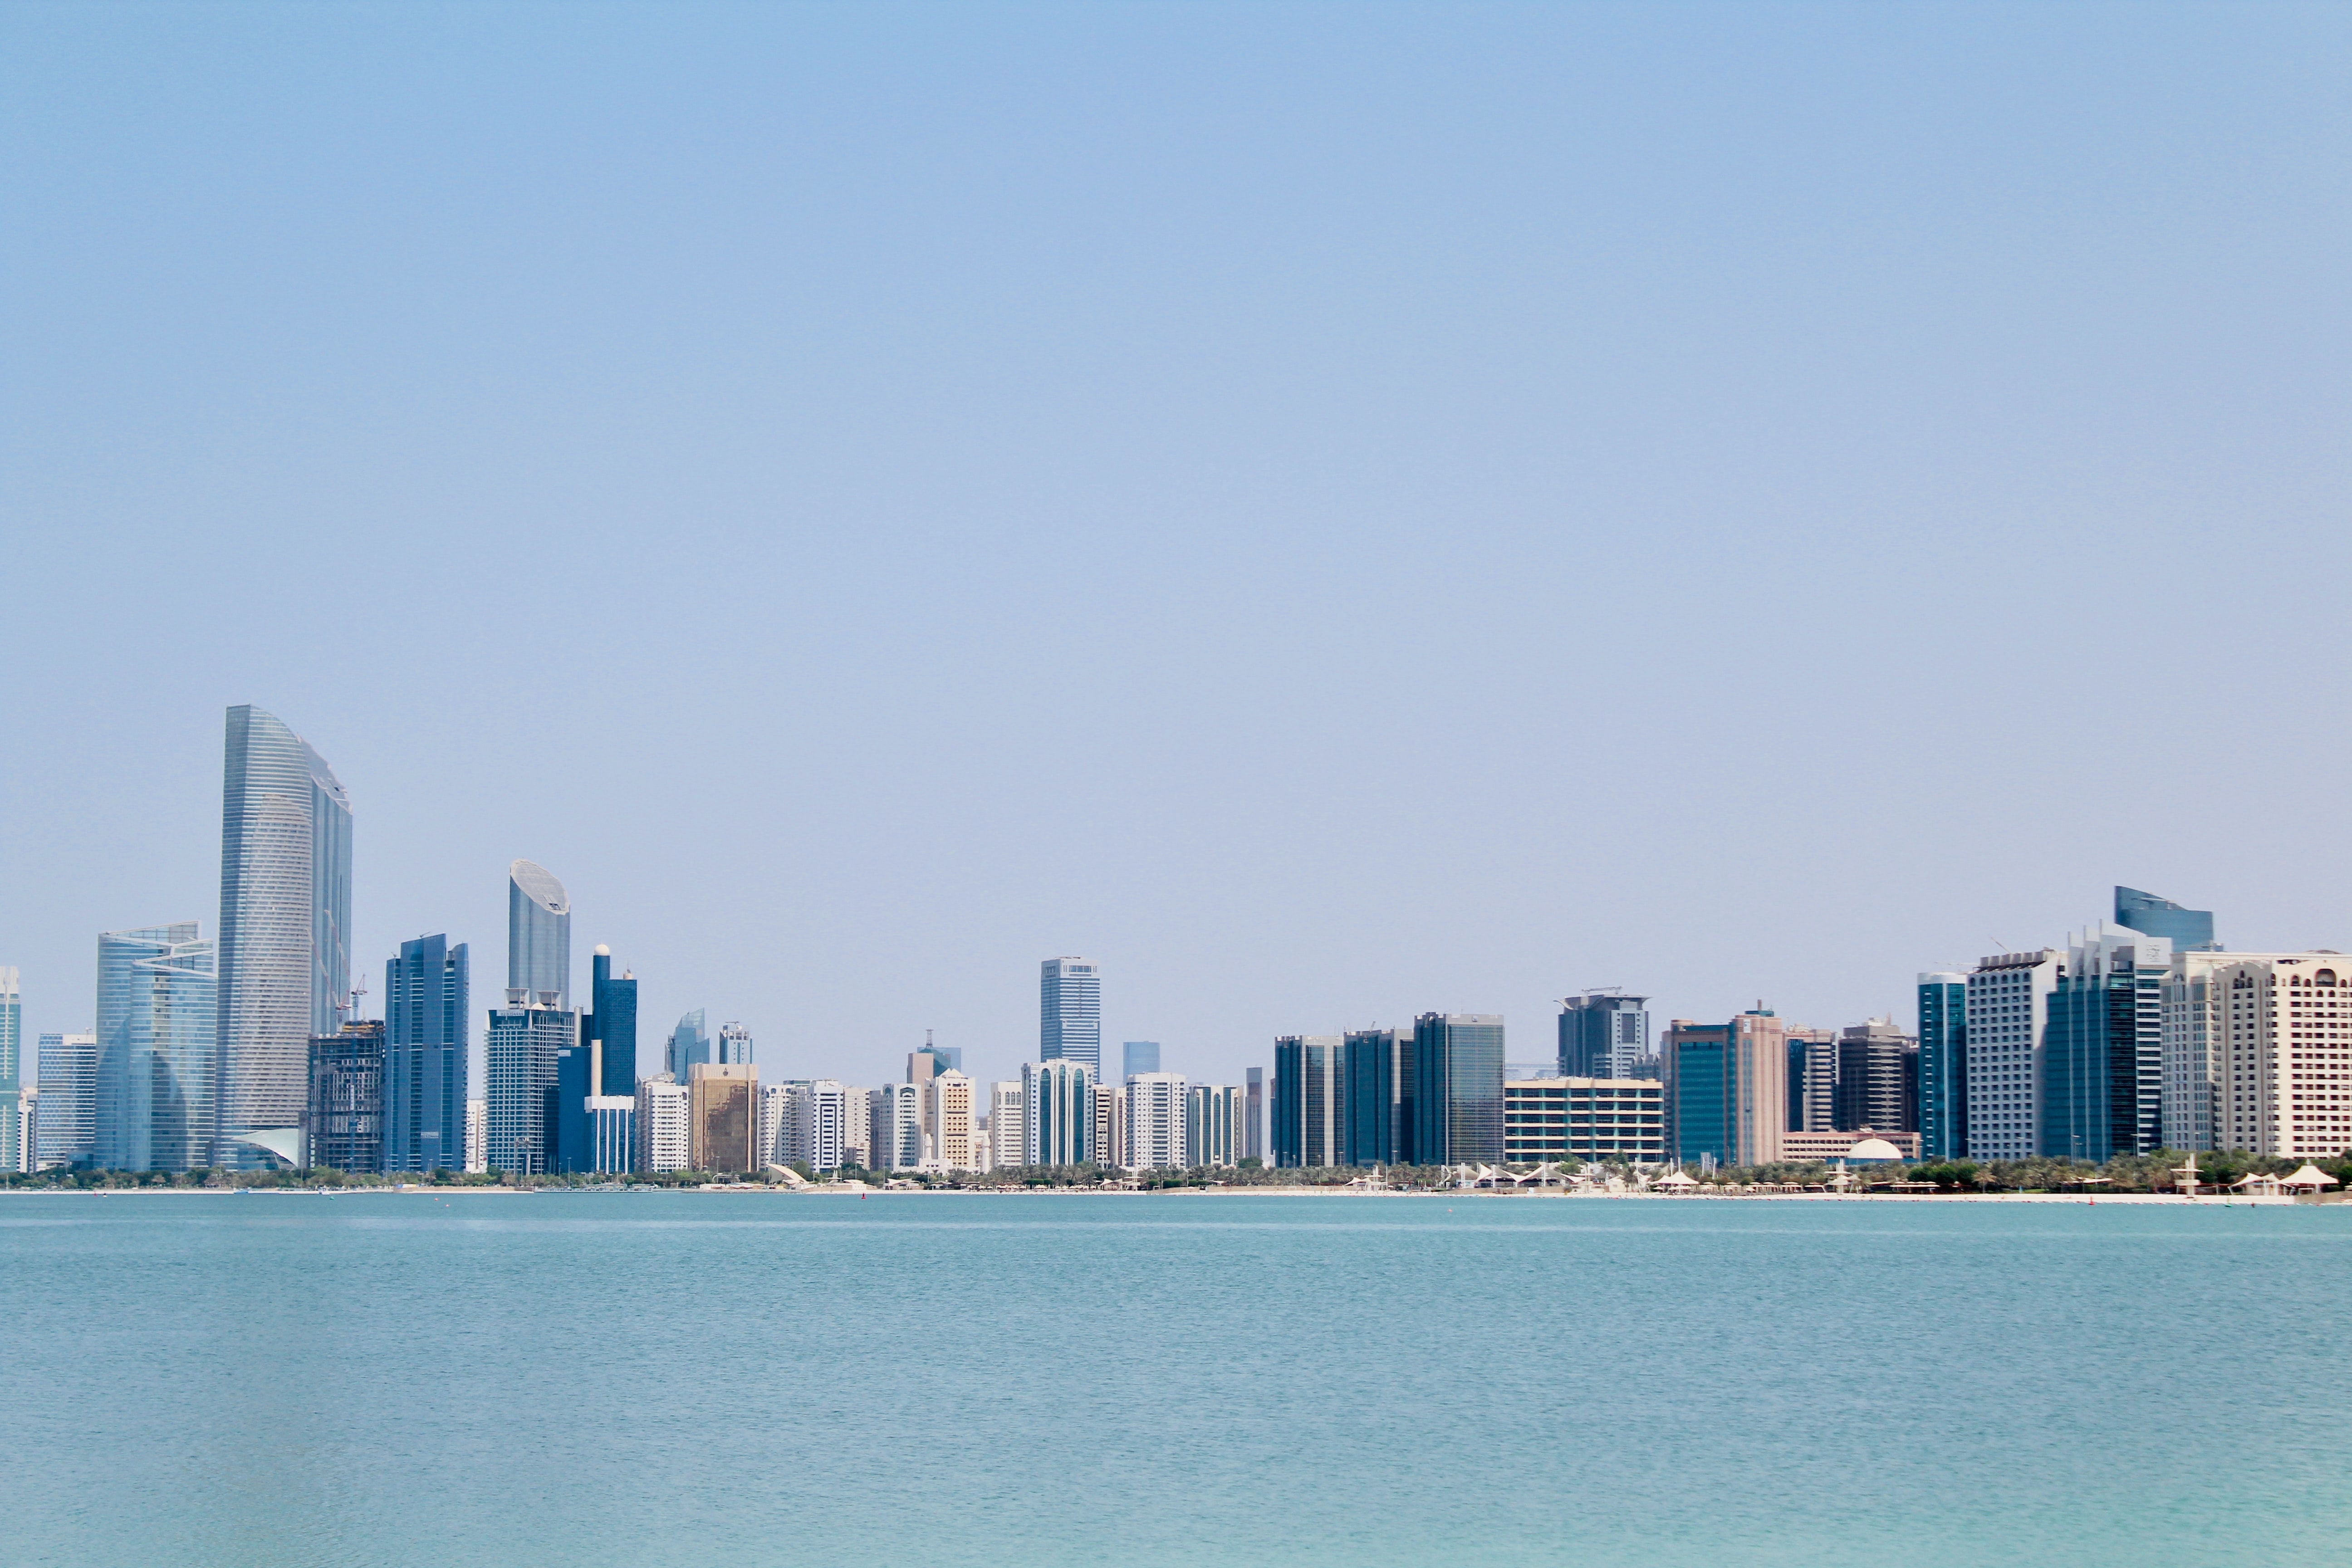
(2, 1193, 2345, 1567)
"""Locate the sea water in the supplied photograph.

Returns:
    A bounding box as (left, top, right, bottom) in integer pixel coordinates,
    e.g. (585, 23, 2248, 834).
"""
(0, 1192, 2342, 1567)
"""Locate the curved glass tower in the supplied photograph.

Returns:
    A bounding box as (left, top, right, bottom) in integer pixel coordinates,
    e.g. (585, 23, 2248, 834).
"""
(216, 706, 351, 1168)
(508, 860, 571, 1005)
(97, 923, 216, 1172)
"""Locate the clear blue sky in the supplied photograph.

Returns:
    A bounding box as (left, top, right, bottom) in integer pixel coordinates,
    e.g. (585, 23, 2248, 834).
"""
(5, 2, 2348, 1095)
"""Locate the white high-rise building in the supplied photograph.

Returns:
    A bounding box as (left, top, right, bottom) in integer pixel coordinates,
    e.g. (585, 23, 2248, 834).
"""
(991, 1081, 1025, 1169)
(36, 1031, 96, 1170)
(0, 967, 19, 1176)
(15, 1087, 34, 1174)
(1041, 957, 1101, 1072)
(1125, 1073, 1185, 1171)
(1965, 950, 2061, 1161)
(464, 1098, 486, 1172)
(758, 1081, 796, 1167)
(871, 1082, 921, 1171)
(635, 1075, 691, 1173)
(1094, 1083, 1128, 1171)
(1023, 1059, 1094, 1166)
(786, 1080, 851, 1173)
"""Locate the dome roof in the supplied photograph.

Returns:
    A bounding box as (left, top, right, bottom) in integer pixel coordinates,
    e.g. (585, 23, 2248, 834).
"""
(1846, 1137, 1905, 1162)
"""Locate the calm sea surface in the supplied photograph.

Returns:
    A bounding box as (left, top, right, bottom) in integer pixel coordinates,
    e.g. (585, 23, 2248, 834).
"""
(1, 1192, 2344, 1567)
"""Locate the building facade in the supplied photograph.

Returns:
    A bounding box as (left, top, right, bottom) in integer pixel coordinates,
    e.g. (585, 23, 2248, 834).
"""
(584, 946, 637, 1098)
(384, 935, 468, 1173)
(2041, 926, 2168, 1162)
(1343, 1027, 1412, 1166)
(464, 1098, 486, 1172)
(1245, 1066, 1264, 1163)
(933, 1069, 976, 1169)
(1272, 1035, 1344, 1168)
(1040, 957, 1102, 1072)
(1558, 992, 1650, 1080)
(35, 1030, 96, 1170)
(1917, 973, 1968, 1161)
(2115, 885, 2217, 952)
(1022, 1059, 1093, 1166)
(634, 1076, 690, 1173)
(716, 1021, 753, 1066)
(2215, 955, 2352, 1158)
(871, 1081, 923, 1171)
(306, 1020, 387, 1173)
(1965, 949, 2061, 1162)
(991, 1080, 1025, 1168)
(1502, 1077, 1666, 1164)
(667, 1009, 710, 1082)
(507, 859, 571, 1005)
(0, 968, 17, 1176)
(1412, 1014, 1504, 1167)
(96, 922, 216, 1172)
(485, 993, 575, 1175)
(215, 705, 352, 1169)
(1665, 1011, 1787, 1169)
(1125, 1073, 1185, 1171)
(1835, 1019, 1917, 1135)
(1185, 1083, 1243, 1168)
(689, 1063, 757, 1173)
(1122, 1041, 1160, 1079)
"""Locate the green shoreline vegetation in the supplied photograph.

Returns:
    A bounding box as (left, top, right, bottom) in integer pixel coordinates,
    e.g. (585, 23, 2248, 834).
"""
(7, 1149, 2347, 1195)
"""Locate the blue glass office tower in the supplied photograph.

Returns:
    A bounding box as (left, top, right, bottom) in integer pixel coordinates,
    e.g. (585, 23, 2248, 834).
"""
(584, 946, 637, 1097)
(216, 705, 352, 1168)
(507, 860, 571, 1004)
(385, 936, 468, 1172)
(1558, 993, 1650, 1079)
(1122, 1041, 1160, 1079)
(2043, 928, 2167, 1162)
(2115, 887, 2217, 953)
(1041, 958, 1101, 1072)
(1272, 1035, 1344, 1167)
(95, 923, 216, 1172)
(1918, 974, 1968, 1160)
(667, 1009, 710, 1081)
(1343, 1027, 1413, 1165)
(1412, 1014, 1504, 1166)
(546, 1035, 595, 1173)
(1666, 1022, 1732, 1167)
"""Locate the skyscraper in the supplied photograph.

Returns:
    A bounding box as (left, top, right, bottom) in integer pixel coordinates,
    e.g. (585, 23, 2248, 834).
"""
(1272, 1035, 1344, 1168)
(507, 860, 571, 1005)
(0, 968, 18, 1176)
(585, 946, 637, 1098)
(991, 1080, 1025, 1169)
(1122, 1041, 1160, 1078)
(1965, 948, 2061, 1161)
(1664, 1010, 1786, 1169)
(385, 936, 468, 1173)
(1835, 1019, 1917, 1133)
(1558, 993, 1650, 1080)
(716, 1021, 752, 1066)
(95, 924, 217, 1172)
(306, 1020, 386, 1174)
(485, 991, 575, 1175)
(1184, 1083, 1244, 1168)
(667, 1009, 710, 1081)
(216, 706, 352, 1168)
(2042, 925, 2168, 1162)
(35, 1030, 96, 1171)
(1244, 1066, 1264, 1163)
(1343, 1027, 1412, 1166)
(2115, 886, 2218, 953)
(1411, 1014, 1505, 1167)
(1917, 973, 1968, 1161)
(1040, 957, 1101, 1072)
(1125, 1073, 1186, 1171)
(689, 1063, 757, 1173)
(872, 1080, 924, 1171)
(1022, 1059, 1093, 1166)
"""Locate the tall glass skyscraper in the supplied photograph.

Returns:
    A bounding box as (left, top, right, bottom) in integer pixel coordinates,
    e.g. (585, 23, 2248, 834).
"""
(1343, 1027, 1412, 1166)
(587, 946, 637, 1097)
(1122, 1041, 1160, 1079)
(96, 923, 216, 1172)
(507, 860, 571, 1004)
(385, 935, 468, 1172)
(1040, 957, 1100, 1071)
(1412, 1014, 1504, 1166)
(667, 1009, 710, 1081)
(2115, 886, 2218, 953)
(216, 705, 352, 1168)
(1917, 973, 1968, 1161)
